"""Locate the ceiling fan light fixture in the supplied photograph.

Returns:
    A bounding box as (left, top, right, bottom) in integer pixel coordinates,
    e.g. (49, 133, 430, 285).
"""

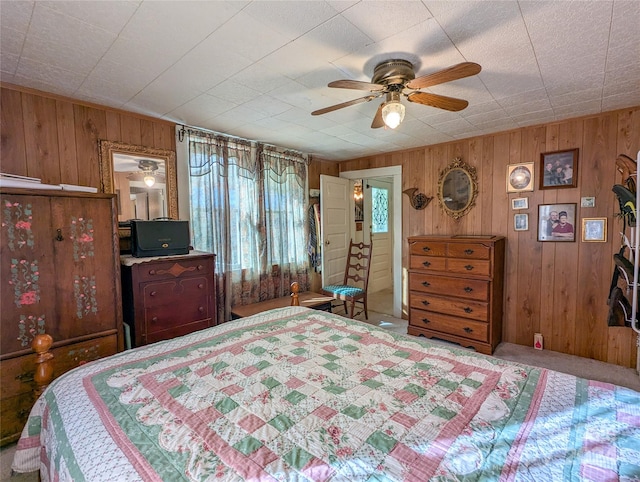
(382, 100, 405, 129)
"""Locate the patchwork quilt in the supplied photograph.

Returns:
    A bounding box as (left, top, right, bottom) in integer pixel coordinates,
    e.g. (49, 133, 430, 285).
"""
(13, 307, 640, 481)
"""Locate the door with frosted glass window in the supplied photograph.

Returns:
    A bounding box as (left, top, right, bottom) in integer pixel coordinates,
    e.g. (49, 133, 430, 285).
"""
(364, 178, 392, 293)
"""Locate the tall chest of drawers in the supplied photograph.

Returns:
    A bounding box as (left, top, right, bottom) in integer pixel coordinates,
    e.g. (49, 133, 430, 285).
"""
(121, 251, 217, 347)
(407, 235, 505, 355)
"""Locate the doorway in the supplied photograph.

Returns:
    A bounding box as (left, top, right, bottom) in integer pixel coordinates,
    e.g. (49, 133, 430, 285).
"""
(340, 166, 402, 318)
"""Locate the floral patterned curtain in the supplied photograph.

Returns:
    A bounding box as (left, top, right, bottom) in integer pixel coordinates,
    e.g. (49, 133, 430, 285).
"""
(188, 129, 309, 322)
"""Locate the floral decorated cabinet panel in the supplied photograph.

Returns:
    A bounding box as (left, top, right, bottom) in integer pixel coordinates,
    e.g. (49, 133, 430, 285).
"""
(1, 194, 56, 354)
(0, 188, 122, 446)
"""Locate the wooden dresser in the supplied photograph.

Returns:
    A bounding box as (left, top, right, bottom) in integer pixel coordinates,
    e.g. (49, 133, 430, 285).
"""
(407, 235, 505, 355)
(120, 251, 216, 347)
(0, 188, 122, 446)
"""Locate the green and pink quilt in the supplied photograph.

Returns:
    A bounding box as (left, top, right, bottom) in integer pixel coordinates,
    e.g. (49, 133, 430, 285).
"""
(13, 307, 640, 481)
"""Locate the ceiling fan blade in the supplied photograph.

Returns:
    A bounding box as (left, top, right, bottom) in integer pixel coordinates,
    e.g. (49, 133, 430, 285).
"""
(406, 62, 481, 90)
(407, 92, 469, 112)
(371, 103, 385, 129)
(328, 80, 385, 92)
(311, 94, 381, 116)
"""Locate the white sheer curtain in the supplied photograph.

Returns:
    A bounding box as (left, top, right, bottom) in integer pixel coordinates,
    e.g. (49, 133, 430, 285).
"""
(188, 129, 309, 322)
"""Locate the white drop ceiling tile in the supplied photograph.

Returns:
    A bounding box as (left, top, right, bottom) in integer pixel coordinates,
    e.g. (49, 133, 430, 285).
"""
(545, 71, 605, 98)
(210, 12, 292, 63)
(206, 80, 262, 107)
(603, 92, 640, 112)
(606, 45, 640, 73)
(553, 100, 602, 118)
(510, 109, 557, 127)
(300, 15, 374, 62)
(340, 1, 432, 42)
(462, 101, 506, 117)
(169, 94, 236, 125)
(501, 98, 553, 117)
(549, 87, 603, 108)
(22, 35, 100, 75)
(1, 1, 33, 33)
(1, 26, 26, 57)
(229, 59, 307, 95)
(39, 0, 138, 34)
(75, 76, 141, 105)
(118, 1, 245, 58)
(101, 37, 177, 80)
(604, 76, 640, 98)
(213, 105, 270, 125)
(199, 114, 247, 134)
(521, 1, 612, 57)
(14, 58, 84, 95)
(85, 59, 152, 96)
(127, 80, 202, 117)
(0, 52, 19, 77)
(241, 95, 292, 118)
(609, 0, 640, 50)
(243, 1, 340, 41)
(497, 89, 549, 108)
(432, 118, 475, 136)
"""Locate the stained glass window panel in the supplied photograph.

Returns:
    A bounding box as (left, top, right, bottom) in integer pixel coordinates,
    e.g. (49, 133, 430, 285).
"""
(372, 187, 388, 233)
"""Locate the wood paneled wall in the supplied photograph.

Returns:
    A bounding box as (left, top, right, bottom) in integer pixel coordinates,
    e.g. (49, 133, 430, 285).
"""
(336, 107, 640, 367)
(1, 84, 176, 188)
(2, 83, 637, 367)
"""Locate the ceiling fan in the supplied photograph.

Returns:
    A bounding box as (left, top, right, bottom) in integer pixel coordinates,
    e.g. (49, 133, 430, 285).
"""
(311, 59, 481, 129)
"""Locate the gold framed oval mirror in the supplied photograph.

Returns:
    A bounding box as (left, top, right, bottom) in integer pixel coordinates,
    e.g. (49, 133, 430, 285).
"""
(437, 157, 478, 219)
(99, 140, 178, 222)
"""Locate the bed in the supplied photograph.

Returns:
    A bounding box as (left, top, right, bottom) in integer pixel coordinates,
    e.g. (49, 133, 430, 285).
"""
(12, 306, 640, 481)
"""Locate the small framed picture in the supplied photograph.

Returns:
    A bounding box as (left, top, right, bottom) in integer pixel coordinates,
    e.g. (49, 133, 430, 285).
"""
(514, 213, 529, 231)
(540, 148, 578, 189)
(582, 217, 607, 242)
(507, 163, 534, 192)
(581, 196, 595, 208)
(537, 203, 577, 242)
(511, 198, 528, 210)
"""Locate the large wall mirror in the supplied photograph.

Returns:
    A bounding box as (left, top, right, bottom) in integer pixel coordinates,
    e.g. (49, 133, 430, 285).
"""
(437, 157, 479, 219)
(99, 140, 178, 222)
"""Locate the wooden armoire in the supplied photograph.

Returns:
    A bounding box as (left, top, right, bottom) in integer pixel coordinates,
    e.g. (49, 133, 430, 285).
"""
(0, 188, 123, 446)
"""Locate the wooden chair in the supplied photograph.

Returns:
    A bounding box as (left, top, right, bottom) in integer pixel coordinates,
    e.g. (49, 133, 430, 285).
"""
(322, 239, 373, 319)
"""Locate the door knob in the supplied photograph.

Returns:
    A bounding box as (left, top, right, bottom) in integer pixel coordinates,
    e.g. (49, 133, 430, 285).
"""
(325, 240, 330, 245)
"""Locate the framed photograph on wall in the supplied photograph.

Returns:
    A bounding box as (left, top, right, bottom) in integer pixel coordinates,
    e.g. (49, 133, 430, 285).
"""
(511, 198, 528, 210)
(537, 203, 577, 242)
(514, 213, 529, 231)
(582, 217, 607, 242)
(506, 163, 534, 192)
(539, 148, 578, 189)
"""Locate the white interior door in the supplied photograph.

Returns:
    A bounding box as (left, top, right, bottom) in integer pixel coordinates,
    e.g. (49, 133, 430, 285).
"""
(365, 178, 392, 293)
(320, 175, 350, 287)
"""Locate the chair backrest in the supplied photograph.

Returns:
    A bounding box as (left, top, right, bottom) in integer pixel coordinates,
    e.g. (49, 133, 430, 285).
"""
(343, 239, 373, 292)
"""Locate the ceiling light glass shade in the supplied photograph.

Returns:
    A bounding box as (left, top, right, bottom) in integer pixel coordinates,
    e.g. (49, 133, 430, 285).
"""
(144, 174, 156, 187)
(381, 100, 405, 129)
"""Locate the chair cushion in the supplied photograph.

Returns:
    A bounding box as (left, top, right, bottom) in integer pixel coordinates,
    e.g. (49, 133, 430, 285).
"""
(322, 284, 365, 300)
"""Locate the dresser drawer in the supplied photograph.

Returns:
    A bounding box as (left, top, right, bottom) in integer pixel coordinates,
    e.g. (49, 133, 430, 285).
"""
(0, 335, 118, 399)
(447, 242, 491, 259)
(136, 256, 213, 282)
(447, 258, 491, 277)
(410, 292, 489, 321)
(410, 256, 447, 271)
(0, 392, 35, 445)
(409, 273, 490, 301)
(145, 320, 211, 345)
(410, 241, 447, 257)
(143, 277, 211, 333)
(410, 309, 489, 342)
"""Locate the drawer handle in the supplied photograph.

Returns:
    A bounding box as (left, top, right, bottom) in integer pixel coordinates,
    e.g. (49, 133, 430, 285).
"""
(151, 316, 158, 323)
(464, 287, 473, 293)
(55, 229, 64, 241)
(421, 300, 430, 306)
(15, 371, 35, 383)
(149, 269, 156, 275)
(421, 318, 430, 324)
(198, 306, 205, 313)
(422, 261, 431, 267)
(422, 246, 431, 252)
(465, 265, 474, 271)
(198, 283, 204, 289)
(463, 327, 473, 333)
(464, 307, 473, 313)
(464, 249, 474, 255)
(197, 265, 203, 270)
(421, 281, 431, 287)
(150, 291, 157, 296)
